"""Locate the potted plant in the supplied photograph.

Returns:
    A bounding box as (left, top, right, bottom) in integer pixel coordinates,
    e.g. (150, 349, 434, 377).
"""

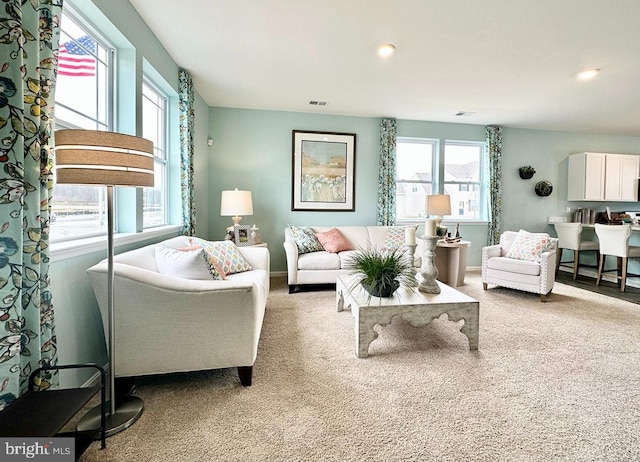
(518, 165, 536, 179)
(345, 247, 418, 298)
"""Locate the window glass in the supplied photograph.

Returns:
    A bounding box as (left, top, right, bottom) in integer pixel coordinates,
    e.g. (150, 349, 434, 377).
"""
(395, 139, 435, 220)
(51, 11, 113, 241)
(395, 138, 486, 222)
(443, 142, 484, 220)
(142, 79, 168, 227)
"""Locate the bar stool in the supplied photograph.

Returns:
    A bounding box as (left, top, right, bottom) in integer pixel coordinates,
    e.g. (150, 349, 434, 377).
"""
(594, 224, 640, 292)
(554, 223, 599, 279)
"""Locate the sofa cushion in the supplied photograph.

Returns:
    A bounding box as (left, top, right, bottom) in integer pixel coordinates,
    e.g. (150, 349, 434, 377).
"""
(155, 244, 212, 280)
(288, 224, 324, 254)
(297, 251, 341, 270)
(315, 228, 353, 253)
(191, 238, 253, 279)
(487, 256, 541, 276)
(505, 229, 553, 263)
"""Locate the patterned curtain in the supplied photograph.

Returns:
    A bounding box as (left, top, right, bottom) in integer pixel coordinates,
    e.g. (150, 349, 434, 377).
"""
(0, 0, 62, 407)
(486, 126, 503, 245)
(376, 118, 397, 226)
(178, 69, 195, 236)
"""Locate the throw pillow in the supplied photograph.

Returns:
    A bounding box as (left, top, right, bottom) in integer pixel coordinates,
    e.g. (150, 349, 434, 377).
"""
(287, 224, 324, 254)
(505, 229, 553, 263)
(315, 228, 352, 253)
(381, 226, 418, 251)
(154, 244, 212, 280)
(190, 238, 253, 280)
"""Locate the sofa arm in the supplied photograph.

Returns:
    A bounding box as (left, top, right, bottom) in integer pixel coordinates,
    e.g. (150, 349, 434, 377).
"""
(283, 240, 299, 284)
(238, 246, 270, 272)
(539, 248, 557, 294)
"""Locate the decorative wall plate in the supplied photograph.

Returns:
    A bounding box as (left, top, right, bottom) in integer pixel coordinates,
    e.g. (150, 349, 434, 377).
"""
(534, 180, 553, 197)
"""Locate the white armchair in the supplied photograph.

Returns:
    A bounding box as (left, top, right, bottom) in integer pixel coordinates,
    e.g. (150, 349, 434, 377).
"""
(482, 230, 557, 301)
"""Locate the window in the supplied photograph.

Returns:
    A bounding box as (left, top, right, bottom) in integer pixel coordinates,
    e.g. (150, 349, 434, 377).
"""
(396, 138, 486, 222)
(395, 139, 435, 220)
(443, 141, 484, 220)
(51, 10, 113, 242)
(142, 78, 168, 228)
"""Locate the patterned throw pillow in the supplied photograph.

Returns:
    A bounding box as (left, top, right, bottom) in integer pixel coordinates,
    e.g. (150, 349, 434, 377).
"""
(190, 238, 252, 279)
(505, 229, 553, 263)
(287, 224, 324, 254)
(315, 228, 352, 253)
(381, 226, 417, 251)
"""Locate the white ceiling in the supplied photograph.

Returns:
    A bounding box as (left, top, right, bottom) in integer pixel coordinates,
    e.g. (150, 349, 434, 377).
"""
(129, 0, 640, 136)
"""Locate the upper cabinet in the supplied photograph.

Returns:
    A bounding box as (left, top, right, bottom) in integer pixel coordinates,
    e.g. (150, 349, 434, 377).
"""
(568, 152, 639, 202)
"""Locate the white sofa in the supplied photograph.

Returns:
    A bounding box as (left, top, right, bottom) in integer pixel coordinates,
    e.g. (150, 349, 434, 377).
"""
(481, 230, 557, 301)
(86, 236, 269, 386)
(283, 226, 405, 293)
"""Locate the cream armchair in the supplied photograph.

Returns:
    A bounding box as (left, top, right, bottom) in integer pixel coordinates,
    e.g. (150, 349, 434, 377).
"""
(86, 236, 269, 386)
(481, 230, 557, 301)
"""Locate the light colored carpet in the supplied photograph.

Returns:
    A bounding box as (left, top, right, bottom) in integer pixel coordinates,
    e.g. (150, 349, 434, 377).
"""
(80, 272, 640, 462)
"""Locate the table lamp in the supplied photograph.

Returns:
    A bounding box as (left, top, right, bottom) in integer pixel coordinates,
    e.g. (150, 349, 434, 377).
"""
(55, 129, 154, 436)
(221, 188, 253, 226)
(426, 194, 452, 228)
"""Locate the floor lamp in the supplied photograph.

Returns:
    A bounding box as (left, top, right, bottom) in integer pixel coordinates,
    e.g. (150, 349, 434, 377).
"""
(54, 129, 154, 436)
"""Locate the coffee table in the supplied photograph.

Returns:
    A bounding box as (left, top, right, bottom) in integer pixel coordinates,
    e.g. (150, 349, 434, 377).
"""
(336, 275, 479, 358)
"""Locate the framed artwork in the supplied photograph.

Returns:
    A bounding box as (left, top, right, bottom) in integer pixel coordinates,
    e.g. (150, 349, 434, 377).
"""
(234, 224, 254, 246)
(291, 130, 356, 211)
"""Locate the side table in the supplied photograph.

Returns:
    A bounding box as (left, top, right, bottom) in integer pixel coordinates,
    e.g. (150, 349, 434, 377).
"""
(435, 239, 471, 287)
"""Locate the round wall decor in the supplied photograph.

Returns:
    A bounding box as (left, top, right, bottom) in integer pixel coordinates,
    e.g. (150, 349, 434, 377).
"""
(534, 180, 553, 197)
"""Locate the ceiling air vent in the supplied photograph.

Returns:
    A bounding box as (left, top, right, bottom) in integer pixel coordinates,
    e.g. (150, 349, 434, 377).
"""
(455, 111, 475, 117)
(309, 101, 328, 106)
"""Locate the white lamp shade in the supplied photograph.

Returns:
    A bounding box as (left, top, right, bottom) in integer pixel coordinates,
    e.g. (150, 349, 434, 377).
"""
(221, 189, 253, 216)
(426, 194, 452, 216)
(54, 129, 154, 187)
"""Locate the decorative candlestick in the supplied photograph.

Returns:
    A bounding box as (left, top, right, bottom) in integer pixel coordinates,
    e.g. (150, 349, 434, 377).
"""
(418, 235, 440, 294)
(404, 243, 417, 275)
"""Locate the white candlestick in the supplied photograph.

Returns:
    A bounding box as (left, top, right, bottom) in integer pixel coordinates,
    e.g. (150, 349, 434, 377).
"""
(404, 226, 416, 245)
(425, 219, 436, 237)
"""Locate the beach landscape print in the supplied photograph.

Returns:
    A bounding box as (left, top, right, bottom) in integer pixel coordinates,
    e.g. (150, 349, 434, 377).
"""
(292, 130, 356, 211)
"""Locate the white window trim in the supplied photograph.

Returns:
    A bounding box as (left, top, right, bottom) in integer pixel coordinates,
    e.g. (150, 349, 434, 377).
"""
(51, 225, 182, 261)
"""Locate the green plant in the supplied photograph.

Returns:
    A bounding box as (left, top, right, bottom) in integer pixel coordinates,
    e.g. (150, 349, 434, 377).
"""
(345, 247, 418, 297)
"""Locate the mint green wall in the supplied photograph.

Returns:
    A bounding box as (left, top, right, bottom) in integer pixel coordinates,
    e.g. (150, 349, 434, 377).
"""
(208, 108, 640, 273)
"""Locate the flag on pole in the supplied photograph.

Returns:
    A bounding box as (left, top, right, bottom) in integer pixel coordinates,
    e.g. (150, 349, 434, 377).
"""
(58, 35, 96, 77)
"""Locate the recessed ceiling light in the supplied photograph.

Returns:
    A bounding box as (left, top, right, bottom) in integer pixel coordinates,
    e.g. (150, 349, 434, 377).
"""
(577, 68, 600, 80)
(378, 43, 396, 57)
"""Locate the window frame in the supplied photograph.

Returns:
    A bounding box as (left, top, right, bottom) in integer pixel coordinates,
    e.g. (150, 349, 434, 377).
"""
(141, 76, 169, 228)
(51, 8, 116, 243)
(395, 137, 488, 224)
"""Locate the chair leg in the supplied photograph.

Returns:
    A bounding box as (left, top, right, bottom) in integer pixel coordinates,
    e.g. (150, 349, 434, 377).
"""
(621, 257, 628, 292)
(596, 254, 605, 286)
(555, 249, 562, 277)
(482, 282, 488, 290)
(573, 250, 579, 280)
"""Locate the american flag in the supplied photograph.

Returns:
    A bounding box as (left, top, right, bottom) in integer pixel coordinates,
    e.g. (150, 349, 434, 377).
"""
(58, 35, 96, 77)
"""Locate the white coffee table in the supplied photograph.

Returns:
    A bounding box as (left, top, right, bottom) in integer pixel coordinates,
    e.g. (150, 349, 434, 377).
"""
(336, 275, 479, 358)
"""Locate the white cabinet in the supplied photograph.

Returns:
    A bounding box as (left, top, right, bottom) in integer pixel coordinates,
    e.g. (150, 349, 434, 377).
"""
(605, 154, 639, 201)
(568, 152, 639, 202)
(568, 152, 606, 201)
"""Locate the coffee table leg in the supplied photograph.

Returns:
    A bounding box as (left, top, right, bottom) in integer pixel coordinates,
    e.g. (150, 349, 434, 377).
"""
(355, 308, 379, 358)
(459, 305, 479, 350)
(336, 287, 344, 312)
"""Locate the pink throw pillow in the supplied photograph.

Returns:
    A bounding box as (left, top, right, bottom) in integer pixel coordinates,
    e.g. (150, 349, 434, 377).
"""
(315, 228, 352, 253)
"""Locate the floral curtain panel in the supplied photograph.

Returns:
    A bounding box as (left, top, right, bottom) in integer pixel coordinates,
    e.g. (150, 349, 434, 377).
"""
(376, 118, 397, 226)
(0, 0, 63, 407)
(486, 125, 503, 245)
(178, 69, 195, 236)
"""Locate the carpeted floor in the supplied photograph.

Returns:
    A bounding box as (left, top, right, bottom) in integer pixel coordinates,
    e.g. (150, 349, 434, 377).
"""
(80, 272, 640, 462)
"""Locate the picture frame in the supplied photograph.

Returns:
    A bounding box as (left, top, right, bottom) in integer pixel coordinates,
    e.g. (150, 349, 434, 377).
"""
(291, 130, 356, 211)
(234, 224, 254, 246)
